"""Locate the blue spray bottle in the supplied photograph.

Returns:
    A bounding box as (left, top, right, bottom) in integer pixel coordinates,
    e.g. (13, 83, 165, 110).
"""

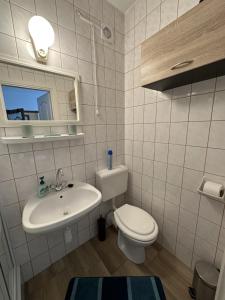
(107, 149, 113, 170)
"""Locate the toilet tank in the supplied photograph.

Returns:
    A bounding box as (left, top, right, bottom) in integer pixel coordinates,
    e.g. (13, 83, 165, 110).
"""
(96, 165, 128, 202)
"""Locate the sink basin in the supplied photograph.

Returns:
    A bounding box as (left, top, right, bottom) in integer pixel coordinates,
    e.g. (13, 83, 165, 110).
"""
(22, 181, 102, 234)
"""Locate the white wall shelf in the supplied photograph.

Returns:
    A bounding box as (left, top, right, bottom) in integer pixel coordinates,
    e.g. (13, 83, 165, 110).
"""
(0, 133, 84, 144)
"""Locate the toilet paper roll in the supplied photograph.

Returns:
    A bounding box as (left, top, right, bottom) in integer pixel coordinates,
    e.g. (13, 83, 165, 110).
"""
(203, 181, 224, 197)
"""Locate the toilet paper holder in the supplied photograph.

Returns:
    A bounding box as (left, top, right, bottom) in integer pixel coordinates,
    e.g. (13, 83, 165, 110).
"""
(197, 176, 225, 202)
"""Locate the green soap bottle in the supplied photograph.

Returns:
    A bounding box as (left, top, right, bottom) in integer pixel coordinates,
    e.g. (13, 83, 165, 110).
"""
(38, 176, 48, 198)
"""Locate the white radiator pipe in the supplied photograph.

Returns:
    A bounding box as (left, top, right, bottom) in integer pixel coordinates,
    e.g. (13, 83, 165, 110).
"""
(77, 11, 99, 115)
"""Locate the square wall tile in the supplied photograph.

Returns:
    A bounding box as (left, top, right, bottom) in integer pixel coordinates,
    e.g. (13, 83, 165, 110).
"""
(0, 155, 13, 182)
(34, 149, 55, 173)
(28, 236, 48, 259)
(0, 0, 14, 36)
(184, 146, 206, 171)
(74, 0, 89, 13)
(143, 142, 154, 160)
(165, 183, 181, 205)
(205, 148, 225, 177)
(153, 180, 166, 200)
(216, 76, 225, 92)
(168, 144, 185, 166)
(178, 0, 199, 16)
(156, 101, 171, 123)
(147, 0, 161, 14)
(70, 146, 85, 165)
(35, 0, 57, 23)
(177, 226, 195, 251)
(154, 143, 168, 163)
(169, 122, 188, 145)
(180, 189, 200, 215)
(11, 0, 35, 12)
(173, 85, 191, 99)
(171, 98, 190, 122)
(187, 122, 210, 147)
(146, 6, 160, 38)
(54, 147, 71, 169)
(11, 152, 36, 178)
(0, 180, 18, 206)
(176, 243, 192, 268)
(155, 123, 170, 143)
(32, 252, 51, 276)
(182, 168, 203, 192)
(161, 0, 178, 28)
(165, 200, 179, 223)
(154, 161, 167, 181)
(212, 90, 225, 120)
(4, 204, 21, 229)
(134, 106, 144, 123)
(218, 227, 225, 250)
(84, 144, 97, 162)
(59, 27, 77, 57)
(15, 175, 37, 201)
(167, 164, 183, 187)
(143, 159, 154, 177)
(209, 121, 225, 149)
(199, 196, 224, 225)
(14, 244, 30, 266)
(125, 6, 134, 33)
(194, 237, 216, 263)
(144, 103, 156, 123)
(135, 0, 146, 25)
(56, 0, 75, 31)
(191, 78, 216, 95)
(50, 242, 65, 263)
(179, 208, 198, 233)
(144, 123, 155, 142)
(0, 34, 17, 59)
(135, 18, 146, 47)
(189, 93, 213, 121)
(11, 5, 33, 41)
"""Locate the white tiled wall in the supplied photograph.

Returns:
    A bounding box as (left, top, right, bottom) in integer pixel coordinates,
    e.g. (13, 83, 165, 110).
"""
(0, 0, 125, 282)
(1, 0, 225, 283)
(124, 0, 225, 270)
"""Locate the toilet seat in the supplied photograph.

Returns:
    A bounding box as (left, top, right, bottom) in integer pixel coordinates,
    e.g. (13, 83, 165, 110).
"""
(114, 204, 158, 242)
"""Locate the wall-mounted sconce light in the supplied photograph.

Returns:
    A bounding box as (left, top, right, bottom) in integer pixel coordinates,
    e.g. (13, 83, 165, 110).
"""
(28, 16, 55, 63)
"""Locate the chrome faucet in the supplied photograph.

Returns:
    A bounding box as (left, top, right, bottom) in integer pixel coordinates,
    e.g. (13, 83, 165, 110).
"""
(52, 168, 65, 191)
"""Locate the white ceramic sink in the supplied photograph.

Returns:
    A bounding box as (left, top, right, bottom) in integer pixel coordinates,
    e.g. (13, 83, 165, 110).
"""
(22, 181, 102, 234)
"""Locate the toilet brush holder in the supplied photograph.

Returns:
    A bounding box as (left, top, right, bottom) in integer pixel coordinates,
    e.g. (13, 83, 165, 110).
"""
(97, 216, 106, 241)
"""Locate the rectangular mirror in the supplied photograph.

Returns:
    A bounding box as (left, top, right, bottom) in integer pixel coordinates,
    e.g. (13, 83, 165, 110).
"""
(2, 85, 53, 121)
(0, 60, 80, 126)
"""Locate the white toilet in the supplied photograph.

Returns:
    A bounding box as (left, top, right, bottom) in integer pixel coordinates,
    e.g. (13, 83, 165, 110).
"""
(96, 165, 159, 264)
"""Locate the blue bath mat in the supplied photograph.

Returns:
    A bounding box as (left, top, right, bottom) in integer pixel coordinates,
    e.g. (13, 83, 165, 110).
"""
(65, 276, 166, 300)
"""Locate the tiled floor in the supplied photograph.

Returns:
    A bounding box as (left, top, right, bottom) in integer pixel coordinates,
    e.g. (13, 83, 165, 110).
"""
(25, 228, 193, 300)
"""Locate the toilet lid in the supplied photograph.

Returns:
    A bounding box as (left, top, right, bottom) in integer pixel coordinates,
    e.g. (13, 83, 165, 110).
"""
(115, 204, 155, 236)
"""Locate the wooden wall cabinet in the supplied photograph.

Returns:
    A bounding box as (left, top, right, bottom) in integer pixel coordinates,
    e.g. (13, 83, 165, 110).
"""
(141, 0, 225, 91)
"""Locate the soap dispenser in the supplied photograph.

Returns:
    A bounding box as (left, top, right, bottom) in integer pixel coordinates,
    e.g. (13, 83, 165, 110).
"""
(38, 176, 48, 198)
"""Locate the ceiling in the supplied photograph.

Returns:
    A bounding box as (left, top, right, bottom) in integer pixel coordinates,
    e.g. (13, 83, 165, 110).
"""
(107, 0, 135, 12)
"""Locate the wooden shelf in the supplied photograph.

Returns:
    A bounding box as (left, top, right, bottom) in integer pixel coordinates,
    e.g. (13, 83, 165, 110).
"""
(0, 133, 84, 144)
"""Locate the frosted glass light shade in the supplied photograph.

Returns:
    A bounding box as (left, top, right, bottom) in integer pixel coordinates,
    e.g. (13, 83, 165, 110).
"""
(28, 16, 55, 63)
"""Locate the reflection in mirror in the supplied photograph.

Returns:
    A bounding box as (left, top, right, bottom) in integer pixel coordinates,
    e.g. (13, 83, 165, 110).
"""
(2, 85, 53, 121)
(0, 62, 80, 124)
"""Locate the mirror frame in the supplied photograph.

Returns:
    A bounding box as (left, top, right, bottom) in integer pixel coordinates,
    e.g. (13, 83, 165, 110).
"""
(0, 57, 80, 127)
